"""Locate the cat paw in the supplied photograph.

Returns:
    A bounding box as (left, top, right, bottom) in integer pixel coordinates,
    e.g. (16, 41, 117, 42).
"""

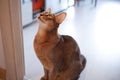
(40, 77, 47, 80)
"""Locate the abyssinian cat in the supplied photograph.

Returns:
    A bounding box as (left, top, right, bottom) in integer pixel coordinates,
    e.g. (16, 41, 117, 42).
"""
(34, 9, 86, 80)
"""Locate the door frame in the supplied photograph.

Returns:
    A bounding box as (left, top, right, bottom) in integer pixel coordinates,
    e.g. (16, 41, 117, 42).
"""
(0, 0, 25, 80)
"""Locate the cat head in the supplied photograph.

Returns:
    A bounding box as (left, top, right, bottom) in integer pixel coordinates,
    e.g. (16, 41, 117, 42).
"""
(37, 8, 67, 32)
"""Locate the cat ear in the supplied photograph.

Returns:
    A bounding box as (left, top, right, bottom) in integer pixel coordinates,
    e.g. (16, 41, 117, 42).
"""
(55, 12, 67, 24)
(47, 8, 51, 13)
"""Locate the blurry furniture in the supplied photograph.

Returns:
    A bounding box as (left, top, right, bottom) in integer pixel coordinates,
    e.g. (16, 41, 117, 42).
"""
(32, 0, 45, 19)
(91, 0, 97, 7)
(74, 0, 87, 6)
(74, 0, 80, 6)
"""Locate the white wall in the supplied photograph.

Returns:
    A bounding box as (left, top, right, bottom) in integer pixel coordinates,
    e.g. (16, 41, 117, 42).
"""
(21, 1, 32, 26)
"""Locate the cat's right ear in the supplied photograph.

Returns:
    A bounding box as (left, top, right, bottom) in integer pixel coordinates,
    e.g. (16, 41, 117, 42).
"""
(55, 12, 67, 24)
(47, 8, 51, 13)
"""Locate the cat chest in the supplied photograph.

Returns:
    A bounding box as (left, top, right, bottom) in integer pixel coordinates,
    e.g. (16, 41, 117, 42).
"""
(40, 56, 53, 69)
(35, 47, 53, 69)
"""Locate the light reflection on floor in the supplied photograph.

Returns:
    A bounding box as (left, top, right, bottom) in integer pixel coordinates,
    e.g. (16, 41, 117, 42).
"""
(94, 2, 120, 54)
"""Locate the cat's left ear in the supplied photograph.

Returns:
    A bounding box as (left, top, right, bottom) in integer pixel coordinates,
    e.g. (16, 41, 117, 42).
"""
(55, 12, 67, 24)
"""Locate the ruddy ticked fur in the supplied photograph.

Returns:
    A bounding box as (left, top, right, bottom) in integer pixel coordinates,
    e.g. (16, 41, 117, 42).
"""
(34, 9, 86, 80)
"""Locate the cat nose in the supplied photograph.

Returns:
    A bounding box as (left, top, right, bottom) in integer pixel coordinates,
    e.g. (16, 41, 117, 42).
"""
(40, 14, 44, 16)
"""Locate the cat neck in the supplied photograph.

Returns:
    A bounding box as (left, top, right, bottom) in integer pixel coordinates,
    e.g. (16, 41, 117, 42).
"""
(35, 29, 60, 45)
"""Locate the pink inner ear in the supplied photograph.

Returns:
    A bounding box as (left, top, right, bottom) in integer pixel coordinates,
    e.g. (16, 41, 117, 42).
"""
(56, 13, 66, 24)
(47, 8, 51, 13)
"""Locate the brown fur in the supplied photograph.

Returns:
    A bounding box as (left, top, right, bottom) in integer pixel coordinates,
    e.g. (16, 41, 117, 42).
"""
(34, 9, 86, 80)
(0, 68, 6, 80)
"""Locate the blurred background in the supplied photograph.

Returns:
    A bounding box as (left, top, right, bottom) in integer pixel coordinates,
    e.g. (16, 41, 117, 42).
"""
(21, 0, 120, 80)
(21, 0, 74, 26)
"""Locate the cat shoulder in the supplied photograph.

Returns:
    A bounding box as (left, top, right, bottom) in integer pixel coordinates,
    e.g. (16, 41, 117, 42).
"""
(61, 35, 76, 43)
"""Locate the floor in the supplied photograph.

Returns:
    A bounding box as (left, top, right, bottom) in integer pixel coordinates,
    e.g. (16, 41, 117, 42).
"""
(23, 0, 120, 80)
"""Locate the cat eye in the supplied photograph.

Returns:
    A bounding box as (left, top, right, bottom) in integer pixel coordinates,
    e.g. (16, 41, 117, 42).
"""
(47, 15, 52, 18)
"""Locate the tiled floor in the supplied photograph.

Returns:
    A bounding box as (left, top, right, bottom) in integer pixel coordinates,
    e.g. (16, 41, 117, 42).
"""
(23, 0, 120, 80)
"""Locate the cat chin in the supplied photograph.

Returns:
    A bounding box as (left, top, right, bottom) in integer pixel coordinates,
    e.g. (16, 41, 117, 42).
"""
(37, 19, 45, 25)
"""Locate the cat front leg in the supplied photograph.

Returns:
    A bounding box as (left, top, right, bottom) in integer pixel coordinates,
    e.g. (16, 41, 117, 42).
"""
(41, 68, 49, 80)
(49, 68, 58, 80)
